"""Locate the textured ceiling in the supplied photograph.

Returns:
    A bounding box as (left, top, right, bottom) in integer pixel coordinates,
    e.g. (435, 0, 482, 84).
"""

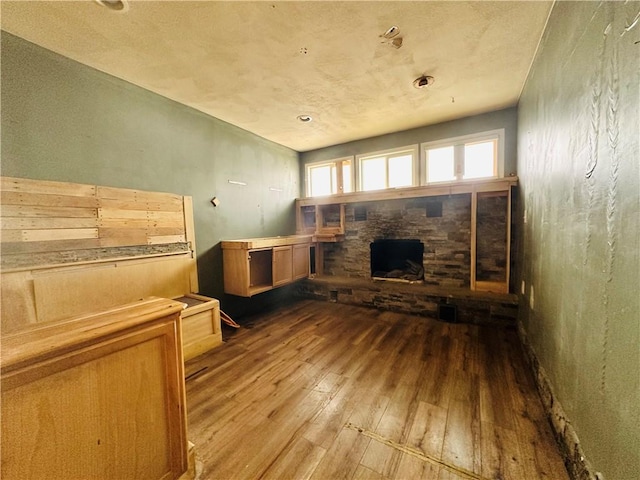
(0, 1, 553, 152)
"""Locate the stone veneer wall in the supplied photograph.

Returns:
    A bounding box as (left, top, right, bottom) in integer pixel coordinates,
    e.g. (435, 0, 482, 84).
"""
(476, 195, 508, 282)
(323, 194, 473, 287)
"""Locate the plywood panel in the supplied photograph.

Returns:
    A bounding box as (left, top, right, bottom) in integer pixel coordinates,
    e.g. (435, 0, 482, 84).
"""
(0, 270, 38, 333)
(1, 298, 187, 479)
(32, 255, 193, 324)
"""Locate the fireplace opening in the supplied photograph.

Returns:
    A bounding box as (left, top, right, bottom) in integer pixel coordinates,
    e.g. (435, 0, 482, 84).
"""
(370, 239, 424, 282)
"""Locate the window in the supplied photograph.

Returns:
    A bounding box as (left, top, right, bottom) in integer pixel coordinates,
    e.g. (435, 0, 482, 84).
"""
(305, 130, 505, 197)
(357, 146, 418, 192)
(425, 146, 455, 183)
(422, 129, 504, 184)
(306, 157, 353, 197)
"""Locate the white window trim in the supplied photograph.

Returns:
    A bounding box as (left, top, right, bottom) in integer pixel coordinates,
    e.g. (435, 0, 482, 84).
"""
(420, 129, 505, 184)
(355, 144, 419, 192)
(305, 156, 354, 197)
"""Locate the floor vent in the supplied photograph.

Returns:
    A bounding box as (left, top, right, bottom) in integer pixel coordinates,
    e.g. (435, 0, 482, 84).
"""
(437, 304, 457, 323)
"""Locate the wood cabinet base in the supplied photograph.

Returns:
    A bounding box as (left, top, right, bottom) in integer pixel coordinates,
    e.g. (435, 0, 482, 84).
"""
(1, 298, 189, 480)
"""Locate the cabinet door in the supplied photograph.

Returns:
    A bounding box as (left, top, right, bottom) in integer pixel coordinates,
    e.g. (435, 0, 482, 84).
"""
(272, 246, 293, 287)
(292, 244, 310, 280)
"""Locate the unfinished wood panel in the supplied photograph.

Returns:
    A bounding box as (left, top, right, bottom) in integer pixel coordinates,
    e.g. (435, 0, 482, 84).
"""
(1, 238, 103, 256)
(1, 204, 98, 218)
(1, 217, 99, 230)
(292, 243, 310, 280)
(297, 177, 518, 207)
(1, 298, 188, 480)
(97, 185, 183, 203)
(20, 228, 99, 242)
(99, 197, 184, 212)
(222, 248, 249, 297)
(272, 246, 293, 287)
(1, 191, 100, 208)
(178, 294, 222, 361)
(0, 177, 193, 270)
(1, 176, 96, 197)
(31, 255, 193, 324)
(182, 196, 199, 292)
(470, 190, 478, 291)
(221, 235, 313, 250)
(0, 270, 38, 334)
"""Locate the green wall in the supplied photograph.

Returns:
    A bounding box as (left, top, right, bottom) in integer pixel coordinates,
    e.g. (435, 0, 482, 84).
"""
(1, 32, 300, 316)
(517, 2, 639, 479)
(300, 106, 518, 190)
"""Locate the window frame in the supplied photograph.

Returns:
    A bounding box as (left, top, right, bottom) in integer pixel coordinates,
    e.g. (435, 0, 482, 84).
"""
(305, 156, 354, 197)
(355, 145, 419, 192)
(420, 129, 505, 184)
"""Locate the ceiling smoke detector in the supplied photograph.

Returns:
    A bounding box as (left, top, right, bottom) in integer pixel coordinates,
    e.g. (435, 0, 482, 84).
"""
(94, 0, 129, 12)
(413, 75, 435, 89)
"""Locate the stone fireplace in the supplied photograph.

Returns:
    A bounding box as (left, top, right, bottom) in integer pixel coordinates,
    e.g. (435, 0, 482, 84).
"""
(322, 195, 472, 288)
(370, 239, 424, 282)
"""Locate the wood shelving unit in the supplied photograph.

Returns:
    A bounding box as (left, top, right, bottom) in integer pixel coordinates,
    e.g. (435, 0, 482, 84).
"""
(221, 235, 313, 297)
(295, 177, 517, 293)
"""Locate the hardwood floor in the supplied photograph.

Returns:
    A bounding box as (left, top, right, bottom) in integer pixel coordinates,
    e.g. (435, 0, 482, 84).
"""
(185, 300, 569, 480)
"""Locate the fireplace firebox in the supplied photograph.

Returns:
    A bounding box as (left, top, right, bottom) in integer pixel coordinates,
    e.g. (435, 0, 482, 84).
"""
(370, 239, 424, 282)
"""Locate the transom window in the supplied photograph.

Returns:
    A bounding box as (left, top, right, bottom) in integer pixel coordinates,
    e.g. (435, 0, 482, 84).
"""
(356, 146, 418, 192)
(422, 129, 504, 184)
(306, 157, 352, 197)
(304, 129, 505, 197)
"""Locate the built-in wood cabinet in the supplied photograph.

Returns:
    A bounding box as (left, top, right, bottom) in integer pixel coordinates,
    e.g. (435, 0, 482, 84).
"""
(295, 177, 517, 293)
(222, 236, 312, 297)
(292, 243, 311, 280)
(272, 245, 293, 287)
(0, 297, 189, 480)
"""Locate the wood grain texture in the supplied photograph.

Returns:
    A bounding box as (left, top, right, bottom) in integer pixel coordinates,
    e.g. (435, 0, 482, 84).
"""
(1, 298, 188, 480)
(0, 176, 192, 269)
(185, 300, 569, 480)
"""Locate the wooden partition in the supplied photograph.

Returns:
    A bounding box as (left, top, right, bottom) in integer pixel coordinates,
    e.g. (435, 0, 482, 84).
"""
(0, 176, 199, 334)
(1, 297, 189, 479)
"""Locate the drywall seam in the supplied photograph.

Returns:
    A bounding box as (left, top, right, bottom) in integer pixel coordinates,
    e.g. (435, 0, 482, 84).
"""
(517, 322, 603, 480)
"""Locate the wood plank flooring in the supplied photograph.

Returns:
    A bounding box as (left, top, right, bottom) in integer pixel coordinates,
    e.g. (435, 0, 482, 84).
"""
(185, 300, 569, 480)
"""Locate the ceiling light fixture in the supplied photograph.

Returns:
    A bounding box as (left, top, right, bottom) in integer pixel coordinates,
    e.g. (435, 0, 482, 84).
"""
(94, 0, 129, 12)
(297, 115, 313, 123)
(379, 26, 403, 49)
(381, 26, 400, 39)
(413, 75, 435, 89)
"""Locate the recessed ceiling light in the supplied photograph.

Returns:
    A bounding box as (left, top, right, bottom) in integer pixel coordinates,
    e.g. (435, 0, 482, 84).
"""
(297, 115, 313, 123)
(413, 75, 435, 89)
(94, 0, 129, 12)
